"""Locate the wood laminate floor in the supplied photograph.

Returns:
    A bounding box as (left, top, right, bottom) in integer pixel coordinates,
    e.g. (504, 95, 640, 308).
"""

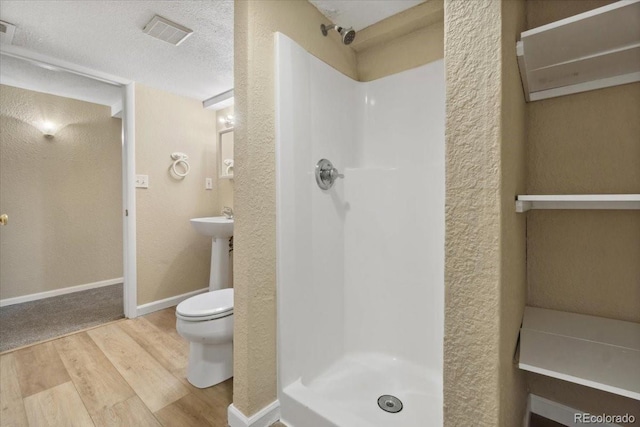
(0, 307, 233, 427)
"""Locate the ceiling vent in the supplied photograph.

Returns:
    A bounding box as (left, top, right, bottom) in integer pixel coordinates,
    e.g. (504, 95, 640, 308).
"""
(143, 15, 193, 46)
(0, 20, 17, 45)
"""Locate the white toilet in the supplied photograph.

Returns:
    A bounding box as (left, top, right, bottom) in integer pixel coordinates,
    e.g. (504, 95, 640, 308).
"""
(176, 288, 233, 388)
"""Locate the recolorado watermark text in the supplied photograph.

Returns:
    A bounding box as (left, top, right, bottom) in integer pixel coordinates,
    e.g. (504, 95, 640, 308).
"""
(575, 412, 636, 424)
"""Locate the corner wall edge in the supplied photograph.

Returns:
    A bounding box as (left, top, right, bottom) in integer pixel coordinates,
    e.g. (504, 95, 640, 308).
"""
(228, 401, 281, 427)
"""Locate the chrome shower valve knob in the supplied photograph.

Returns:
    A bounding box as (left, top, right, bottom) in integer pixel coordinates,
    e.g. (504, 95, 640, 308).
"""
(315, 158, 344, 190)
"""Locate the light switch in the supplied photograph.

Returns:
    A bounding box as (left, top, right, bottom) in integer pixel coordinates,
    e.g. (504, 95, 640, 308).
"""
(136, 175, 149, 188)
(205, 177, 213, 190)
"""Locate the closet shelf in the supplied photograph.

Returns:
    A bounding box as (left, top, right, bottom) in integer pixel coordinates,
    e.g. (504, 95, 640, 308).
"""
(517, 0, 640, 101)
(519, 306, 640, 400)
(515, 194, 640, 213)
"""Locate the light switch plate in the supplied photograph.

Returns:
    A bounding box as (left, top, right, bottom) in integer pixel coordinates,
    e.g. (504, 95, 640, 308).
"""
(205, 177, 213, 190)
(136, 174, 149, 188)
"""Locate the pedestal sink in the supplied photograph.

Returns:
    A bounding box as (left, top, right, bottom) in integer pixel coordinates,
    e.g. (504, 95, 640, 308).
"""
(190, 217, 233, 291)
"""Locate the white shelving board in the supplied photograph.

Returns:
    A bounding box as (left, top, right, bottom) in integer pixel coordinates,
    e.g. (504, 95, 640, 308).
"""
(519, 307, 640, 400)
(515, 194, 640, 213)
(517, 0, 640, 101)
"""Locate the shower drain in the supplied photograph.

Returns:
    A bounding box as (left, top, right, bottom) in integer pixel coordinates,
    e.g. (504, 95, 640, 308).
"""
(377, 395, 403, 413)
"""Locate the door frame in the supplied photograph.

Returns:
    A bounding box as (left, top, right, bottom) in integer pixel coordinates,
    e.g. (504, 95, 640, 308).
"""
(0, 45, 138, 318)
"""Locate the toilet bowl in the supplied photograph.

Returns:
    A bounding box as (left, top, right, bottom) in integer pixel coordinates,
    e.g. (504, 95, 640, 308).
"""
(176, 288, 233, 388)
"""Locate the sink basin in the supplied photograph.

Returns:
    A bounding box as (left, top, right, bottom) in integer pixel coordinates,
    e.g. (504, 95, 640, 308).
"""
(190, 216, 234, 239)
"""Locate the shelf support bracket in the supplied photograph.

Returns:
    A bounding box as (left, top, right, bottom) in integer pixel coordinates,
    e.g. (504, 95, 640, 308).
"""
(515, 200, 532, 213)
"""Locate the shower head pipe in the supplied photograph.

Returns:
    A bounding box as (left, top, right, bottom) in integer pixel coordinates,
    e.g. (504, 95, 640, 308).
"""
(321, 23, 356, 45)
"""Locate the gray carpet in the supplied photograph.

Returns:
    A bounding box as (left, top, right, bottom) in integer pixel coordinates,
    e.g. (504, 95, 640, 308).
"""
(0, 284, 124, 352)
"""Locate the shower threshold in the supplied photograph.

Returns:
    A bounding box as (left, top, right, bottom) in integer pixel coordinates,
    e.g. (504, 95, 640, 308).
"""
(280, 352, 442, 427)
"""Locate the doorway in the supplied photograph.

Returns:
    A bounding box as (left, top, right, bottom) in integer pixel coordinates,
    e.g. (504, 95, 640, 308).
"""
(0, 48, 136, 352)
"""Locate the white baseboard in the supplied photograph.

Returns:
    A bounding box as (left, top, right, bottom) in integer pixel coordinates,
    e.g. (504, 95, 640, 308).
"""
(528, 394, 622, 427)
(228, 401, 281, 427)
(136, 288, 208, 316)
(0, 278, 123, 307)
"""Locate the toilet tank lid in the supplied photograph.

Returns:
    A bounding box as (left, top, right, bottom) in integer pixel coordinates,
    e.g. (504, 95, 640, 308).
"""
(176, 288, 234, 317)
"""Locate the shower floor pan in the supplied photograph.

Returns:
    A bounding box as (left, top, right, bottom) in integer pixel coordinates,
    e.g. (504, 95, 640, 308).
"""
(281, 352, 442, 427)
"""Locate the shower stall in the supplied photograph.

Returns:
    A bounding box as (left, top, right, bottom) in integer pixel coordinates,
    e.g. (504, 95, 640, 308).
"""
(275, 33, 445, 427)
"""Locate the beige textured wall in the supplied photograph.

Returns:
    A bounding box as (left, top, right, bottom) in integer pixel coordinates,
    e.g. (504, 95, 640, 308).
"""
(216, 106, 234, 210)
(499, 0, 528, 424)
(444, 0, 501, 423)
(354, 0, 444, 82)
(525, 0, 640, 417)
(135, 84, 218, 305)
(444, 0, 527, 424)
(0, 85, 122, 299)
(357, 21, 444, 83)
(233, 0, 357, 416)
(527, 0, 617, 27)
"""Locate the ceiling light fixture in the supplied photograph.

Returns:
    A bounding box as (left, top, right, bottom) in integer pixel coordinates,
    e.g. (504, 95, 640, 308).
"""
(204, 89, 234, 111)
(143, 15, 193, 46)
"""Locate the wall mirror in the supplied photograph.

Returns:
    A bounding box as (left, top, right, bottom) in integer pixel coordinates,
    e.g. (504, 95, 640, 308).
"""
(218, 128, 234, 179)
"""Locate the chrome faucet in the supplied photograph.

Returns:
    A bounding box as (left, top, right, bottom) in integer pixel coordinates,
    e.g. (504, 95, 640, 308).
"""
(222, 206, 234, 219)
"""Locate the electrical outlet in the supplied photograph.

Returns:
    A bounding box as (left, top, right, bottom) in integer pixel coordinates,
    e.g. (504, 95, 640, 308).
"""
(136, 174, 149, 188)
(205, 177, 213, 190)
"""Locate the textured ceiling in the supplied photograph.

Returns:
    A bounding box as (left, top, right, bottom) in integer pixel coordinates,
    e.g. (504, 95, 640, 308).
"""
(309, 0, 425, 31)
(0, 54, 122, 107)
(0, 0, 233, 102)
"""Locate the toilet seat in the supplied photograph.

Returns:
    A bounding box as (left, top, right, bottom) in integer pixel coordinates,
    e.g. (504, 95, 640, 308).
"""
(176, 288, 233, 322)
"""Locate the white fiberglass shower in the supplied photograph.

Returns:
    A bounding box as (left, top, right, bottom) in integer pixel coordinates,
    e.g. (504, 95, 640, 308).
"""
(275, 33, 445, 427)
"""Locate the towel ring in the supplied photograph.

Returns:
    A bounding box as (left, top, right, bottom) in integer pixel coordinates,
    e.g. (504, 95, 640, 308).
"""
(171, 152, 190, 177)
(223, 159, 234, 176)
